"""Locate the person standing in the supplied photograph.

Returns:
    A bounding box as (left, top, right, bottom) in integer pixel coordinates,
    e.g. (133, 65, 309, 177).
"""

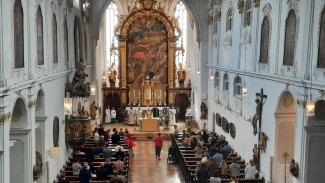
(154, 133, 163, 160)
(105, 106, 111, 123)
(111, 107, 117, 123)
(128, 106, 135, 125)
(169, 106, 176, 126)
(136, 105, 142, 125)
(151, 105, 159, 118)
(173, 125, 179, 138)
(229, 158, 241, 178)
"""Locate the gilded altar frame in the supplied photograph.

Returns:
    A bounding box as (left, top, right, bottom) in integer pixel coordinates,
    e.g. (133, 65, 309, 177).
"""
(115, 0, 181, 106)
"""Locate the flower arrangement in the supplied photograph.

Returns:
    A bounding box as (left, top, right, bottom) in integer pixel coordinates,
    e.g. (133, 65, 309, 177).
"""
(164, 117, 170, 130)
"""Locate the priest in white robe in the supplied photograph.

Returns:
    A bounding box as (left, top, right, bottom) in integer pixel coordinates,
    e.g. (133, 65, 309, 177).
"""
(111, 107, 117, 123)
(169, 105, 177, 126)
(128, 106, 136, 125)
(136, 105, 142, 125)
(105, 106, 111, 123)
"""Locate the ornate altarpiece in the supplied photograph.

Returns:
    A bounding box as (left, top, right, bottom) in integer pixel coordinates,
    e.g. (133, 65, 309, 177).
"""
(103, 0, 191, 106)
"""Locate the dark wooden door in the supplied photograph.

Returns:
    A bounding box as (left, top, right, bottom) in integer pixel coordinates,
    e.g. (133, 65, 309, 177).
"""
(105, 94, 121, 111)
(175, 94, 189, 120)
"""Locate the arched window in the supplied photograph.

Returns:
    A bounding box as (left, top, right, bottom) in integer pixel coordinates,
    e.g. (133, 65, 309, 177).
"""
(244, 0, 252, 27)
(283, 9, 296, 66)
(52, 14, 58, 63)
(74, 17, 80, 66)
(106, 2, 119, 70)
(175, 2, 187, 66)
(84, 30, 87, 59)
(259, 16, 270, 64)
(226, 8, 234, 31)
(64, 20, 68, 62)
(36, 7, 44, 65)
(223, 74, 229, 91)
(214, 72, 219, 88)
(234, 76, 242, 96)
(14, 0, 24, 68)
(317, 8, 325, 68)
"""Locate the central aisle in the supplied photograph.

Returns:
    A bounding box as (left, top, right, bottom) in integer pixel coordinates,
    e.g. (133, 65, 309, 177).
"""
(128, 140, 186, 183)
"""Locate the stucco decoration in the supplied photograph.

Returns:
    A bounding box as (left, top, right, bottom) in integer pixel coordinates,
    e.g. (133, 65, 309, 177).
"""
(262, 3, 272, 16)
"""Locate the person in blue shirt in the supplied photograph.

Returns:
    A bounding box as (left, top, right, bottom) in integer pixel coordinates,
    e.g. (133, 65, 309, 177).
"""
(224, 141, 232, 154)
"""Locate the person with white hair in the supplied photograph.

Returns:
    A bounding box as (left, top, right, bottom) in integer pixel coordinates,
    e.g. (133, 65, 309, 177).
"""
(210, 177, 221, 183)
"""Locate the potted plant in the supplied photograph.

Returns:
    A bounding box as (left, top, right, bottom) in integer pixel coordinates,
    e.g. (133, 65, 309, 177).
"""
(164, 116, 170, 130)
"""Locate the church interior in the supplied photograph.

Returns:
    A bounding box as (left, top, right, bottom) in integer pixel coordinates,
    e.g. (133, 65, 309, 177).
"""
(1, 0, 325, 183)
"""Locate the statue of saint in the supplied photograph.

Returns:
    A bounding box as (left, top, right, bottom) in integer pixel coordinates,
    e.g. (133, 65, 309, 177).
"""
(90, 101, 98, 119)
(177, 63, 186, 87)
(109, 68, 117, 87)
(187, 79, 192, 88)
(258, 131, 268, 153)
(252, 98, 262, 135)
(290, 159, 299, 177)
(252, 144, 260, 171)
(78, 101, 82, 116)
(200, 102, 208, 119)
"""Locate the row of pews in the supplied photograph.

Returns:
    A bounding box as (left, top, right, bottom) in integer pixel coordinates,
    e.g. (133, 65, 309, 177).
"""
(171, 135, 264, 183)
(54, 138, 129, 183)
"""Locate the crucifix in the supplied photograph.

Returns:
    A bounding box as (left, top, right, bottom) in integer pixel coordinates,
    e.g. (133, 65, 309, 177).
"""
(253, 88, 267, 171)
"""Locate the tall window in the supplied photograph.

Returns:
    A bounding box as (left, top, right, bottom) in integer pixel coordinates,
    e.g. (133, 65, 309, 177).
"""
(106, 2, 119, 70)
(283, 9, 296, 66)
(175, 2, 187, 66)
(259, 16, 270, 64)
(214, 72, 219, 88)
(234, 76, 242, 96)
(317, 8, 325, 68)
(53, 14, 58, 63)
(74, 17, 80, 66)
(64, 20, 68, 62)
(226, 8, 234, 31)
(14, 0, 24, 68)
(223, 74, 229, 91)
(37, 7, 44, 65)
(244, 0, 252, 27)
(84, 30, 87, 59)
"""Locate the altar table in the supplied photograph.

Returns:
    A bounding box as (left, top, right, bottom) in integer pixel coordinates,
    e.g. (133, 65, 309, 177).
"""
(140, 118, 160, 132)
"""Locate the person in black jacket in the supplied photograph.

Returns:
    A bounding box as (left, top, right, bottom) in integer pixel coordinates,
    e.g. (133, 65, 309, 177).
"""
(98, 124, 105, 136)
(111, 131, 121, 144)
(104, 160, 114, 175)
(96, 163, 109, 180)
(202, 130, 209, 143)
(58, 173, 70, 183)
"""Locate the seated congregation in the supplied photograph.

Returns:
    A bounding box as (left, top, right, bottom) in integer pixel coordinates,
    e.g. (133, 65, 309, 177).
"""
(56, 127, 133, 183)
(172, 129, 264, 183)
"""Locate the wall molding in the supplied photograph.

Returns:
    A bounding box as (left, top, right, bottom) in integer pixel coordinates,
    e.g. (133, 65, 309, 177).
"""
(207, 64, 325, 90)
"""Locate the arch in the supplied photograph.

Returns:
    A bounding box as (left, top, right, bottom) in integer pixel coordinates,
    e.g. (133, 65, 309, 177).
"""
(243, 0, 252, 27)
(90, 0, 202, 43)
(317, 7, 325, 68)
(223, 73, 229, 91)
(273, 91, 296, 183)
(234, 76, 242, 96)
(52, 14, 58, 63)
(74, 16, 81, 67)
(214, 71, 219, 88)
(10, 97, 27, 129)
(283, 9, 297, 66)
(35, 90, 45, 117)
(226, 7, 234, 31)
(14, 0, 24, 68)
(259, 16, 270, 64)
(53, 116, 59, 147)
(36, 6, 44, 65)
(175, 93, 189, 120)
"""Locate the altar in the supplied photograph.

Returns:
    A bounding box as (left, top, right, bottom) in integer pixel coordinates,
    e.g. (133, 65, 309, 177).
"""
(140, 118, 160, 132)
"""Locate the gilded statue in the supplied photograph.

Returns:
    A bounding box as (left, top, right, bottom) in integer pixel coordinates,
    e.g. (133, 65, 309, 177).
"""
(252, 144, 260, 171)
(200, 102, 208, 119)
(258, 131, 268, 153)
(177, 63, 186, 87)
(252, 98, 262, 136)
(109, 68, 117, 87)
(187, 78, 191, 88)
(290, 159, 299, 177)
(69, 59, 90, 97)
(90, 101, 98, 120)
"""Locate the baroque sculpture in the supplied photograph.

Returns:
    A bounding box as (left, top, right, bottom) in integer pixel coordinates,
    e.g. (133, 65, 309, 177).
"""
(67, 60, 90, 98)
(90, 101, 98, 119)
(290, 159, 299, 177)
(258, 131, 268, 153)
(177, 63, 186, 87)
(252, 98, 262, 135)
(200, 102, 208, 119)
